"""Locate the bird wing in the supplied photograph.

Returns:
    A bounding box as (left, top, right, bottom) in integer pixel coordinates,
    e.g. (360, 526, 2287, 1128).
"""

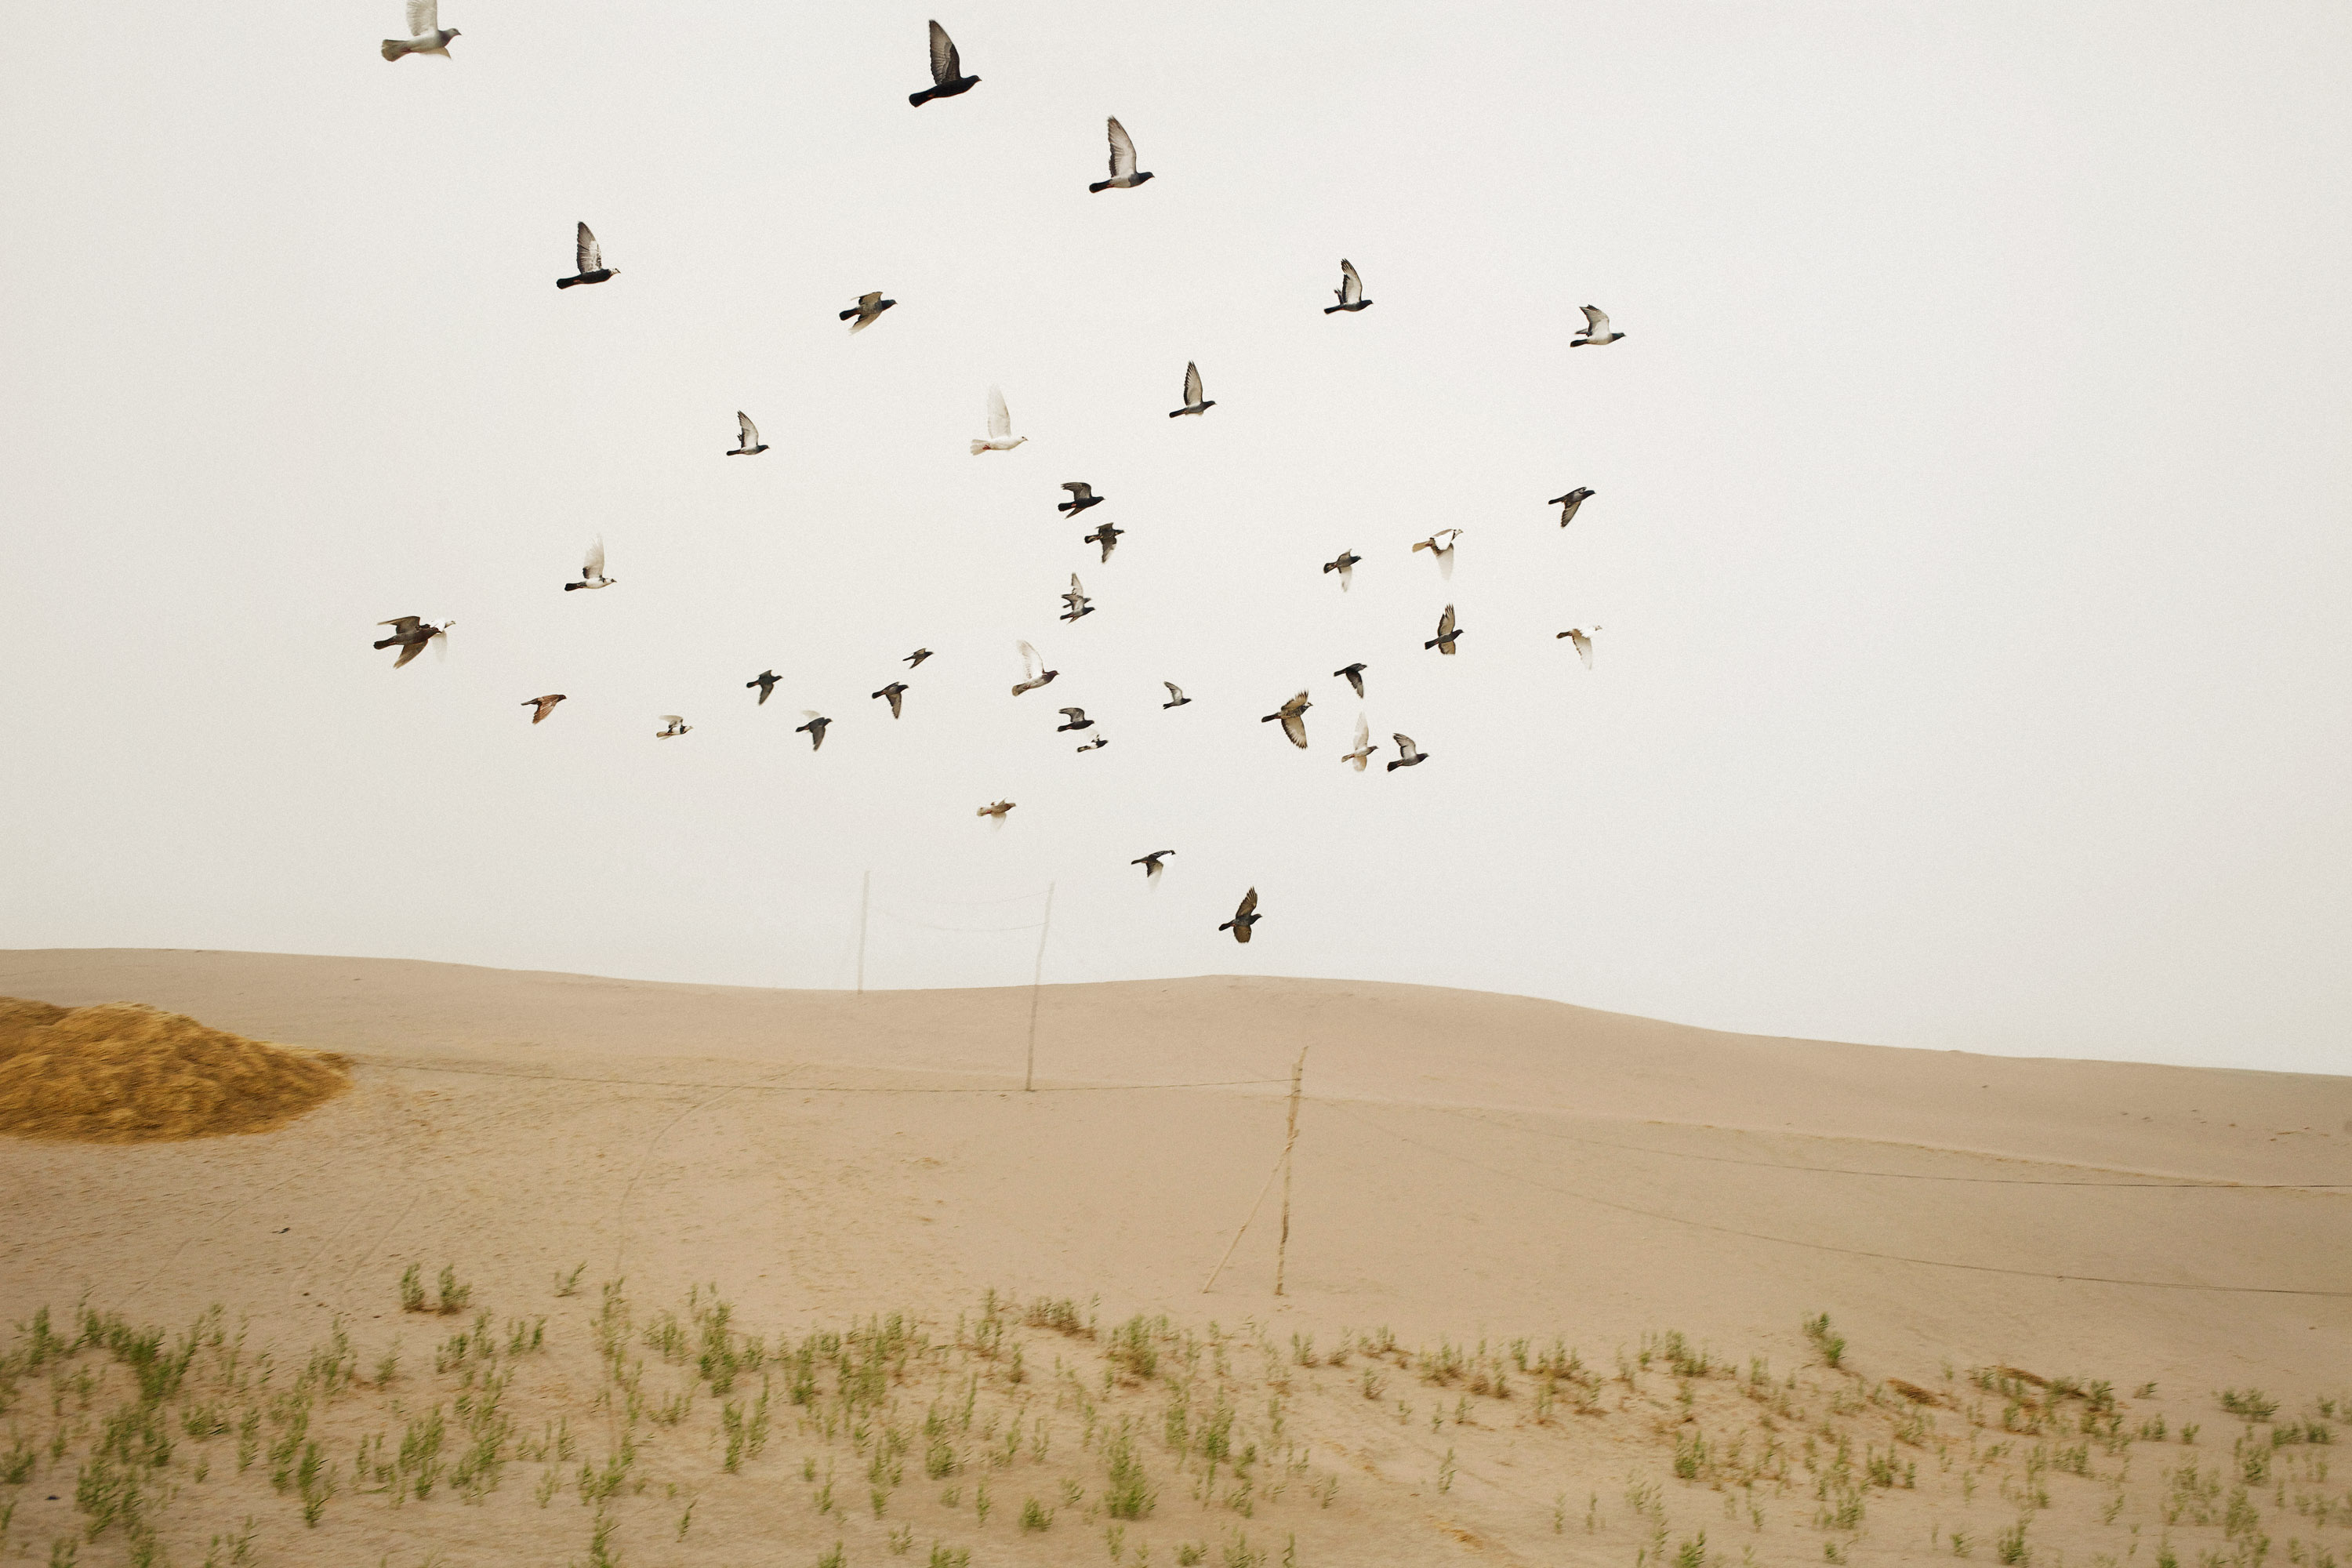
(1580, 304, 1610, 336)
(737, 411, 758, 447)
(1163, 681, 1183, 700)
(1353, 714, 1369, 750)
(1436, 604, 1455, 638)
(576, 223, 601, 274)
(392, 639, 426, 667)
(406, 0, 438, 37)
(1279, 711, 1308, 749)
(1182, 361, 1203, 405)
(986, 385, 1011, 439)
(1017, 640, 1042, 680)
(660, 714, 684, 728)
(1069, 573, 1085, 596)
(1392, 734, 1418, 760)
(1338, 259, 1361, 304)
(858, 292, 881, 312)
(1106, 117, 1137, 179)
(583, 535, 604, 577)
(927, 19, 958, 84)
(1063, 481, 1091, 500)
(379, 615, 421, 633)
(1572, 630, 1593, 668)
(1236, 887, 1258, 920)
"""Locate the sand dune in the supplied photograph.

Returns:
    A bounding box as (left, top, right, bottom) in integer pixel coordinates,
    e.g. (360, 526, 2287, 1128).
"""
(0, 949, 2345, 1566)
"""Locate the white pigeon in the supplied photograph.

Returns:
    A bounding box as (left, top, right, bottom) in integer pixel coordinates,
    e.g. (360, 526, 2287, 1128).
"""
(656, 715, 691, 739)
(1341, 714, 1376, 772)
(1011, 640, 1057, 696)
(1410, 528, 1462, 580)
(971, 385, 1026, 454)
(1088, 118, 1154, 192)
(1571, 306, 1624, 347)
(564, 537, 614, 591)
(381, 0, 458, 60)
(728, 412, 768, 456)
(1558, 626, 1601, 668)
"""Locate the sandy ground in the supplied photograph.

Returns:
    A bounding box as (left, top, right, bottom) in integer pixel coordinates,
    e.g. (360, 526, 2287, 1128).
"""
(1, 948, 2347, 1568)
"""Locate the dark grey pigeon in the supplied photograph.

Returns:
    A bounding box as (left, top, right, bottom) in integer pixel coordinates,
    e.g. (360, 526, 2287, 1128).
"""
(1323, 550, 1360, 590)
(796, 713, 830, 750)
(1387, 734, 1428, 771)
(905, 648, 934, 668)
(556, 223, 617, 289)
(1549, 487, 1595, 526)
(909, 20, 979, 106)
(1334, 662, 1366, 699)
(1161, 681, 1190, 710)
(840, 292, 895, 332)
(746, 670, 781, 705)
(1056, 706, 1094, 733)
(1058, 482, 1103, 516)
(1218, 887, 1261, 944)
(1088, 118, 1152, 192)
(1324, 259, 1371, 314)
(873, 682, 908, 719)
(1131, 850, 1174, 880)
(1085, 521, 1123, 562)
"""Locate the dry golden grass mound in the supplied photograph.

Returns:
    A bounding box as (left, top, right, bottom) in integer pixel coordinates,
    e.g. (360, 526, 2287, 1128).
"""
(0, 996, 347, 1143)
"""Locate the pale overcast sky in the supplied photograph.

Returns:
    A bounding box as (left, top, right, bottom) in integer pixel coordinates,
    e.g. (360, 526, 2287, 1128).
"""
(3, 2, 2347, 1073)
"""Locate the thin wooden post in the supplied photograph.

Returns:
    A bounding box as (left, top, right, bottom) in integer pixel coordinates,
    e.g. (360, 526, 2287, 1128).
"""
(856, 870, 870, 995)
(1273, 1045, 1306, 1296)
(1024, 883, 1054, 1092)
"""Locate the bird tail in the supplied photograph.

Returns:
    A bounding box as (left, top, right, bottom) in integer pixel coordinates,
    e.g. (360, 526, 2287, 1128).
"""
(838, 309, 858, 321)
(380, 38, 410, 59)
(970, 440, 990, 455)
(556, 276, 579, 289)
(1166, 408, 1182, 419)
(909, 88, 934, 107)
(372, 637, 397, 650)
(564, 582, 582, 591)
(1087, 180, 1112, 194)
(1323, 304, 1344, 314)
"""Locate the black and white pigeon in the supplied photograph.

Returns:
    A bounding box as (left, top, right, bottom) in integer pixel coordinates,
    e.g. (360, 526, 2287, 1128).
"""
(1334, 662, 1366, 698)
(1011, 641, 1058, 695)
(564, 536, 615, 591)
(1089, 118, 1153, 192)
(1570, 306, 1624, 347)
(1076, 734, 1109, 752)
(373, 616, 449, 668)
(1261, 691, 1311, 750)
(840, 292, 896, 333)
(381, 0, 459, 60)
(522, 694, 566, 724)
(908, 20, 979, 106)
(656, 714, 691, 739)
(746, 670, 782, 705)
(1168, 361, 1214, 418)
(1323, 550, 1360, 590)
(1056, 706, 1094, 733)
(1557, 626, 1600, 668)
(557, 223, 618, 289)
(1549, 487, 1594, 526)
(1131, 850, 1174, 884)
(1425, 604, 1464, 655)
(728, 412, 768, 456)
(1161, 681, 1190, 710)
(796, 713, 830, 750)
(1085, 521, 1123, 562)
(1341, 715, 1376, 771)
(1058, 482, 1104, 516)
(1325, 259, 1371, 314)
(1387, 734, 1428, 771)
(873, 682, 908, 718)
(1411, 528, 1462, 579)
(1060, 574, 1094, 622)
(905, 648, 934, 669)
(1218, 887, 1261, 944)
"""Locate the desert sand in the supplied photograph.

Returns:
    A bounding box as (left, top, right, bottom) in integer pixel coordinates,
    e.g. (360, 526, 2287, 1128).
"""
(0, 948, 2345, 1568)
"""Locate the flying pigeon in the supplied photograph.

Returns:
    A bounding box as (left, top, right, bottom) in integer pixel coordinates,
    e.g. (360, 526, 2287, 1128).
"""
(1387, 734, 1428, 771)
(1425, 604, 1464, 655)
(564, 536, 615, 591)
(381, 0, 459, 60)
(373, 616, 448, 669)
(1076, 734, 1109, 752)
(1325, 259, 1371, 314)
(1058, 482, 1104, 516)
(873, 682, 908, 718)
(557, 223, 618, 289)
(1411, 528, 1461, 579)
(747, 670, 781, 705)
(1085, 521, 1123, 561)
(522, 693, 567, 724)
(1557, 627, 1599, 668)
(1261, 691, 1311, 750)
(1218, 887, 1261, 944)
(1131, 850, 1174, 883)
(1011, 641, 1058, 695)
(1334, 662, 1366, 698)
(1168, 361, 1214, 418)
(1341, 715, 1376, 771)
(1549, 487, 1594, 526)
(1323, 550, 1360, 590)
(656, 715, 691, 739)
(905, 648, 934, 669)
(977, 800, 1014, 819)
(971, 385, 1026, 454)
(1570, 306, 1624, 347)
(1060, 574, 1094, 622)
(840, 292, 896, 333)
(1162, 681, 1190, 710)
(796, 713, 830, 750)
(1056, 706, 1094, 733)
(909, 20, 979, 106)
(728, 412, 768, 456)
(1089, 118, 1153, 192)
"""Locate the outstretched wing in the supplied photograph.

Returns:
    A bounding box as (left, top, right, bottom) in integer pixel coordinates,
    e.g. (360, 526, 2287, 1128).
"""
(1338, 259, 1362, 305)
(1163, 681, 1183, 700)
(1063, 481, 1092, 501)
(1580, 304, 1610, 336)
(1392, 733, 1418, 760)
(1182, 361, 1203, 406)
(576, 223, 601, 273)
(927, 19, 959, 84)
(1106, 117, 1137, 179)
(986, 384, 1011, 439)
(405, 0, 438, 37)
(1236, 887, 1258, 920)
(1436, 604, 1454, 638)
(1017, 639, 1042, 681)
(1353, 714, 1370, 750)
(379, 615, 421, 633)
(392, 638, 426, 667)
(1279, 710, 1308, 749)
(1069, 573, 1085, 597)
(1571, 630, 1594, 669)
(737, 411, 758, 447)
(583, 535, 604, 577)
